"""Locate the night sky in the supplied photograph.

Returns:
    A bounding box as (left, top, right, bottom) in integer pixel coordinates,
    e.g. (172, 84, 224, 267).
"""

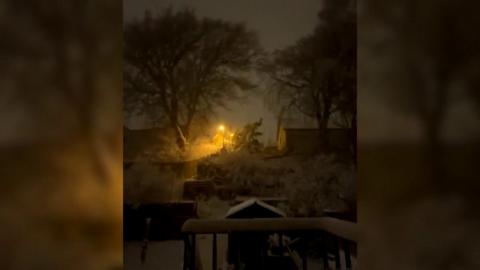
(123, 0, 322, 144)
(123, 0, 480, 144)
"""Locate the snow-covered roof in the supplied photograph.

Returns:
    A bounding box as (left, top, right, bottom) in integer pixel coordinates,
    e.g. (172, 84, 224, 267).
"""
(224, 198, 286, 218)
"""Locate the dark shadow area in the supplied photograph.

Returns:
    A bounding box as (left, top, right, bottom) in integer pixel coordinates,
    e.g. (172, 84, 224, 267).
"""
(359, 0, 480, 269)
(0, 1, 122, 269)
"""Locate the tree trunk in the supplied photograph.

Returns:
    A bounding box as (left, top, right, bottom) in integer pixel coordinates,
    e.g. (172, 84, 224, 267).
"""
(172, 122, 188, 150)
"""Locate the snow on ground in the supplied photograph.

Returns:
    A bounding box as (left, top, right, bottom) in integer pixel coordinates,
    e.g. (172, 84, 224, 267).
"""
(124, 236, 229, 270)
(125, 239, 356, 270)
(124, 241, 184, 270)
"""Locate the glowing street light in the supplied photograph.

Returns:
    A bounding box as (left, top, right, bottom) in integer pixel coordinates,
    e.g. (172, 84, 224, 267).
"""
(218, 125, 226, 148)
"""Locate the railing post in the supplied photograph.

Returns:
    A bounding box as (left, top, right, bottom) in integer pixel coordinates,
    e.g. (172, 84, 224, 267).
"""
(322, 233, 329, 270)
(190, 234, 196, 270)
(261, 233, 267, 270)
(333, 237, 341, 270)
(302, 250, 308, 270)
(343, 239, 352, 270)
(183, 234, 189, 270)
(301, 233, 308, 270)
(279, 233, 283, 250)
(212, 233, 217, 270)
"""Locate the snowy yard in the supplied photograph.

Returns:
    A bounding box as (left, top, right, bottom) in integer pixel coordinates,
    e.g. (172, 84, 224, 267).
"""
(125, 241, 184, 270)
(124, 238, 356, 270)
(124, 236, 229, 270)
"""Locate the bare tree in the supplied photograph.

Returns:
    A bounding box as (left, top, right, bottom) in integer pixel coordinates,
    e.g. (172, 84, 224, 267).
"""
(124, 8, 262, 149)
(262, 0, 356, 152)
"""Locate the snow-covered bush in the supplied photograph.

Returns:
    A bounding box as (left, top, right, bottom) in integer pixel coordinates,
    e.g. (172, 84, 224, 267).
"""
(199, 150, 296, 194)
(284, 155, 355, 216)
(198, 151, 356, 216)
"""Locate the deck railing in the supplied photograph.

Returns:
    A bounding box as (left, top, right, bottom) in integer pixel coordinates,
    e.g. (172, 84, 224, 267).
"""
(181, 217, 357, 270)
